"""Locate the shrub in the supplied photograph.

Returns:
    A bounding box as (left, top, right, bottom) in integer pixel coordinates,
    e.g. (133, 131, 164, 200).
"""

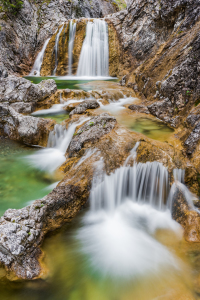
(0, 0, 23, 13)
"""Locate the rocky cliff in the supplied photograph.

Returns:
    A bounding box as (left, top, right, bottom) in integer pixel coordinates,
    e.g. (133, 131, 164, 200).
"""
(106, 0, 200, 168)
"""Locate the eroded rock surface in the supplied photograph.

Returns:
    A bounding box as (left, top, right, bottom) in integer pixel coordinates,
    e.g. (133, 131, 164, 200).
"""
(172, 186, 200, 242)
(0, 103, 55, 146)
(69, 100, 100, 116)
(0, 77, 57, 113)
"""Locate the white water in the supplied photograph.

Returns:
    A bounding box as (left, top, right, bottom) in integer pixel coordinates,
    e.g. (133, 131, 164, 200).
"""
(77, 160, 182, 279)
(27, 117, 89, 173)
(29, 38, 50, 76)
(77, 19, 109, 77)
(53, 24, 64, 76)
(98, 97, 138, 113)
(168, 168, 199, 212)
(68, 20, 76, 75)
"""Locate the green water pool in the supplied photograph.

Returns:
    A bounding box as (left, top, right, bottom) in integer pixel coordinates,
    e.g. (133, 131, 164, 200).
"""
(24, 76, 118, 91)
(0, 138, 55, 216)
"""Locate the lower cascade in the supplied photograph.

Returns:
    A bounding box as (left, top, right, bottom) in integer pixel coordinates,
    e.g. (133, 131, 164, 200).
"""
(77, 161, 182, 279)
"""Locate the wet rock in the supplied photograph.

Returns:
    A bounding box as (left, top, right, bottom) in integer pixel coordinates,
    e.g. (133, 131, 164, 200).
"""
(172, 187, 200, 242)
(68, 113, 117, 156)
(128, 104, 149, 114)
(69, 100, 100, 116)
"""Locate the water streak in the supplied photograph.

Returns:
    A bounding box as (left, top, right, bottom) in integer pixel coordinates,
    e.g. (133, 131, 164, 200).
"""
(77, 19, 109, 77)
(53, 24, 64, 76)
(29, 38, 50, 76)
(68, 20, 76, 75)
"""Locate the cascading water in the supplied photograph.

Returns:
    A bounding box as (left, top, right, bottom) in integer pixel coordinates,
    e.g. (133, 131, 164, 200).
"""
(27, 118, 89, 173)
(77, 156, 182, 279)
(167, 168, 198, 212)
(53, 24, 64, 76)
(29, 38, 50, 76)
(68, 20, 76, 75)
(77, 19, 109, 77)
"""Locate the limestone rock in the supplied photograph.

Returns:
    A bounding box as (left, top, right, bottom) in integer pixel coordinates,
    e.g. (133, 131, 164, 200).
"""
(0, 77, 57, 110)
(0, 104, 55, 147)
(68, 113, 117, 156)
(69, 100, 100, 116)
(128, 104, 149, 114)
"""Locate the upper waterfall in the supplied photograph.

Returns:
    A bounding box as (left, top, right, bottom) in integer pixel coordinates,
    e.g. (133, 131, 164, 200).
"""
(77, 19, 109, 77)
(68, 20, 77, 75)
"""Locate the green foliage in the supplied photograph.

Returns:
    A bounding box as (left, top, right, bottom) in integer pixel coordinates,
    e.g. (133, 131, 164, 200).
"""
(0, 0, 23, 13)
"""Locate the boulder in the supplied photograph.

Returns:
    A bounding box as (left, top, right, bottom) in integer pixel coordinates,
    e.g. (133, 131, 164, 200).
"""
(0, 77, 57, 112)
(68, 113, 117, 156)
(0, 103, 55, 147)
(128, 104, 150, 114)
(69, 100, 100, 116)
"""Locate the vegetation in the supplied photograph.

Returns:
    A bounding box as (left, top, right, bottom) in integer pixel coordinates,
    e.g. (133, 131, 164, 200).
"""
(0, 0, 23, 13)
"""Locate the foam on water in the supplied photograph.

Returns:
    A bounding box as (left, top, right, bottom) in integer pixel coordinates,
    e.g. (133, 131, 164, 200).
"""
(98, 97, 138, 113)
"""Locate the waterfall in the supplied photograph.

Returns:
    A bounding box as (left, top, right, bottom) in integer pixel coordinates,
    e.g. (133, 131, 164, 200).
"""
(29, 38, 50, 76)
(77, 19, 109, 77)
(68, 20, 76, 75)
(26, 117, 90, 173)
(53, 24, 64, 76)
(77, 159, 181, 279)
(167, 168, 198, 212)
(90, 161, 169, 212)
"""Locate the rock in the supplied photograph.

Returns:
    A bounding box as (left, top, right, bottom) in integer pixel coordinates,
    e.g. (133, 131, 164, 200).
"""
(107, 0, 200, 130)
(0, 77, 57, 110)
(128, 104, 149, 114)
(68, 113, 117, 156)
(0, 103, 55, 146)
(69, 100, 100, 116)
(120, 75, 127, 86)
(147, 99, 179, 127)
(185, 122, 200, 155)
(10, 102, 33, 114)
(172, 186, 200, 242)
(0, 65, 8, 78)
